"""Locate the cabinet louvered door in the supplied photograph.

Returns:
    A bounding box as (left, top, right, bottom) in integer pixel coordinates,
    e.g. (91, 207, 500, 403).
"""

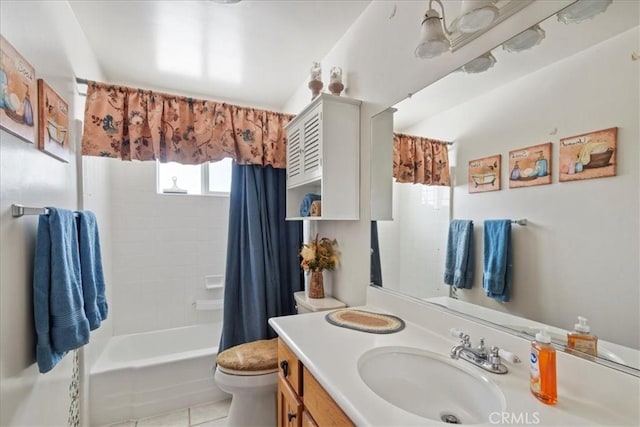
(286, 126, 303, 187)
(301, 108, 322, 181)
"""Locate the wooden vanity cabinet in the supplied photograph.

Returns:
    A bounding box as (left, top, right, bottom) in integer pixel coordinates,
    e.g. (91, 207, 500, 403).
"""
(277, 338, 354, 427)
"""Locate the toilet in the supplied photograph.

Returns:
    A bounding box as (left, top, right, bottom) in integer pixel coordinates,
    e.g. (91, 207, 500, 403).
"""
(214, 292, 345, 426)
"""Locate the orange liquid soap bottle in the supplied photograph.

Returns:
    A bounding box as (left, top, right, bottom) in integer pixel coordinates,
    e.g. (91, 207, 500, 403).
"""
(567, 316, 598, 357)
(530, 328, 557, 405)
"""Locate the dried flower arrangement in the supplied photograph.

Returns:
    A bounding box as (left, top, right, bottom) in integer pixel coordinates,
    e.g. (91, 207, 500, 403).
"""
(300, 234, 340, 272)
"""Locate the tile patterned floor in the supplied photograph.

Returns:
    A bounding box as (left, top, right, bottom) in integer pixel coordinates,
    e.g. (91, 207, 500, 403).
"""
(106, 399, 231, 427)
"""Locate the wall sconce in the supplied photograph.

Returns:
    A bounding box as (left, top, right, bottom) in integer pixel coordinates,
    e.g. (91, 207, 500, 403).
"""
(415, 0, 499, 59)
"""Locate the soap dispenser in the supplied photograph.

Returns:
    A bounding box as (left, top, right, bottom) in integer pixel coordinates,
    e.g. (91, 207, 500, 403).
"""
(567, 316, 598, 356)
(530, 328, 557, 405)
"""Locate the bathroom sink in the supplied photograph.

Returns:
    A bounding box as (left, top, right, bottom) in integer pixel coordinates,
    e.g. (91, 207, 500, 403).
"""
(358, 346, 506, 425)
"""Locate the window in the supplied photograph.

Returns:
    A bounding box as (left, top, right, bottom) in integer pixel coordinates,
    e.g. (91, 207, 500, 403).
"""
(157, 158, 232, 195)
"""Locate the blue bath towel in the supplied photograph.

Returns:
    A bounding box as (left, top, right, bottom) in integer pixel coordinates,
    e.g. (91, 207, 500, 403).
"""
(299, 193, 321, 217)
(444, 220, 474, 289)
(33, 208, 90, 373)
(76, 211, 108, 330)
(483, 220, 513, 302)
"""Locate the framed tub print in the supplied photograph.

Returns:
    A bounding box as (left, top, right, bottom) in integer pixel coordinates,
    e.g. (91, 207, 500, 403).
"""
(508, 142, 552, 189)
(37, 79, 70, 162)
(0, 35, 37, 143)
(468, 154, 501, 193)
(559, 127, 617, 182)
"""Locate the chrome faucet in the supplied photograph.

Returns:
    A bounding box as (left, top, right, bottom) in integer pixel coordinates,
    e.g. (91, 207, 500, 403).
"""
(449, 329, 516, 374)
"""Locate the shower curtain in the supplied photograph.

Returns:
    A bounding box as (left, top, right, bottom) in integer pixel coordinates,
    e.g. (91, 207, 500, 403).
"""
(219, 163, 303, 352)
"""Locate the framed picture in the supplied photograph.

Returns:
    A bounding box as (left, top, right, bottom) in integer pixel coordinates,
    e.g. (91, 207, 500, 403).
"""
(468, 154, 501, 193)
(37, 79, 70, 162)
(559, 127, 617, 182)
(508, 142, 552, 189)
(0, 35, 37, 143)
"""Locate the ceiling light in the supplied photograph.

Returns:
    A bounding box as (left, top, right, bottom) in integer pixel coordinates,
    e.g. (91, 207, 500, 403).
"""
(460, 52, 496, 74)
(415, 1, 451, 59)
(456, 0, 498, 33)
(556, 0, 612, 24)
(502, 24, 545, 53)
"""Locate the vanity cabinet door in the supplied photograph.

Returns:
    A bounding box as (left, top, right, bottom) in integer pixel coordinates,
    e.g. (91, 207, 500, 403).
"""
(301, 410, 318, 427)
(278, 338, 302, 395)
(278, 376, 302, 427)
(302, 366, 354, 427)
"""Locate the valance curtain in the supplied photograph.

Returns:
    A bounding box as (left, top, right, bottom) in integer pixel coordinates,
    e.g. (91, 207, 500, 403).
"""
(393, 132, 451, 186)
(81, 81, 293, 167)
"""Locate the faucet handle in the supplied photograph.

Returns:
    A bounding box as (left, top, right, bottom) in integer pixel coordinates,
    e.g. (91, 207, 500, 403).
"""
(490, 346, 502, 369)
(462, 334, 471, 347)
(449, 328, 471, 347)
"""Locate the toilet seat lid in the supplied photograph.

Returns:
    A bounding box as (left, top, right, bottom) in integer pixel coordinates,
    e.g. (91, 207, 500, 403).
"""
(216, 338, 278, 374)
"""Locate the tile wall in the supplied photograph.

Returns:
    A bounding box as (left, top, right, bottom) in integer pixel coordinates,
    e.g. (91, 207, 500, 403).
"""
(110, 161, 228, 335)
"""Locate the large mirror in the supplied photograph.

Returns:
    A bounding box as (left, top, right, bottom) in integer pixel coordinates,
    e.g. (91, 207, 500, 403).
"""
(371, 0, 639, 374)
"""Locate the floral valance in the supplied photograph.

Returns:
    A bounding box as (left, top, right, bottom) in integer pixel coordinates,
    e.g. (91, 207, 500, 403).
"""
(393, 132, 451, 186)
(81, 81, 294, 168)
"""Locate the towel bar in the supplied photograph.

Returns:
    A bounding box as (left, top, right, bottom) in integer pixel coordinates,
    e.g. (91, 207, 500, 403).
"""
(11, 204, 50, 217)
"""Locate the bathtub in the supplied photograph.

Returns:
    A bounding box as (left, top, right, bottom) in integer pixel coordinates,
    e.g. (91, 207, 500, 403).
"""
(90, 323, 229, 426)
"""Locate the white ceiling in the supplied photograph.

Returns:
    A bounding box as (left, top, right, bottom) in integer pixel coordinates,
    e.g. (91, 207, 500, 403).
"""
(394, 0, 640, 131)
(68, 0, 371, 110)
(68, 1, 638, 122)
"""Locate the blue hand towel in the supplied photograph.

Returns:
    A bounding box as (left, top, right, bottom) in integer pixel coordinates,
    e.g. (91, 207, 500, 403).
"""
(483, 220, 513, 302)
(33, 208, 90, 373)
(76, 211, 108, 330)
(299, 193, 321, 217)
(444, 220, 474, 289)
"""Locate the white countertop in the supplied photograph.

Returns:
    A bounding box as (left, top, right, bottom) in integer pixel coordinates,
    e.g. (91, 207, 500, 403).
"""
(268, 288, 640, 426)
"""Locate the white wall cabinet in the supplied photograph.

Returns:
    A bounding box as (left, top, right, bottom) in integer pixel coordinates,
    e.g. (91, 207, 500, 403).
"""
(285, 94, 361, 220)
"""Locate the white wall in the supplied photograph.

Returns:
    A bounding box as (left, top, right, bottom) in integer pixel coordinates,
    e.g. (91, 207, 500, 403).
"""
(0, 1, 105, 425)
(109, 161, 227, 335)
(282, 1, 573, 307)
(403, 28, 639, 348)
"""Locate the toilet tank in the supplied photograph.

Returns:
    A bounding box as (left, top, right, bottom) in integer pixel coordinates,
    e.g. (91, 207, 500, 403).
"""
(294, 291, 346, 314)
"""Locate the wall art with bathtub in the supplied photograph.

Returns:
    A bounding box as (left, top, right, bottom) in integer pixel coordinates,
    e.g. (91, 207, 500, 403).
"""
(508, 142, 552, 189)
(468, 154, 501, 194)
(37, 79, 70, 162)
(0, 35, 36, 143)
(559, 127, 617, 182)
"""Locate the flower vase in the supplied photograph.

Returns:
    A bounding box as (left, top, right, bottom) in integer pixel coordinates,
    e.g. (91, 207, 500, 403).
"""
(309, 270, 325, 299)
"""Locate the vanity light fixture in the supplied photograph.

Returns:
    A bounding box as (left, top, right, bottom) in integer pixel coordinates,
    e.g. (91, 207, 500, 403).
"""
(502, 24, 546, 53)
(456, 0, 499, 34)
(415, 0, 500, 59)
(415, 0, 451, 59)
(557, 0, 612, 24)
(460, 52, 496, 74)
